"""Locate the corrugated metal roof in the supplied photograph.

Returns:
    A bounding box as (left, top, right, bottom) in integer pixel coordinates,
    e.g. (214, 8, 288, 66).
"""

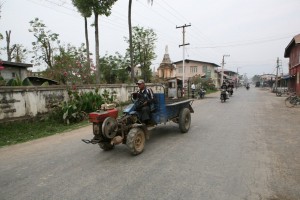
(284, 34, 300, 58)
(173, 59, 220, 68)
(1, 61, 33, 68)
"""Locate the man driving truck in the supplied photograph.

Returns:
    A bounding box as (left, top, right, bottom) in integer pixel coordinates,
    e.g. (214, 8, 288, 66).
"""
(135, 79, 155, 124)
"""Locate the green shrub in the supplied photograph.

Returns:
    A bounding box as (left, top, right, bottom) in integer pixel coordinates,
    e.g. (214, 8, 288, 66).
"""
(0, 75, 5, 86)
(41, 81, 49, 86)
(59, 88, 117, 125)
(22, 78, 33, 86)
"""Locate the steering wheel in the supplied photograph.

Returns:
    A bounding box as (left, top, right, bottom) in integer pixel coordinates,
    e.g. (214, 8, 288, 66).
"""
(131, 92, 139, 103)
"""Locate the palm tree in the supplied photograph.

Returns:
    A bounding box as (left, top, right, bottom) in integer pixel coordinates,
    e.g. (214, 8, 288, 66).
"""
(72, 0, 92, 69)
(73, 0, 117, 84)
(92, 0, 117, 84)
(128, 0, 153, 81)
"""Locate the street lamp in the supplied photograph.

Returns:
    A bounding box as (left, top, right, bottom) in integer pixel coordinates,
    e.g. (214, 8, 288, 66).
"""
(220, 54, 230, 85)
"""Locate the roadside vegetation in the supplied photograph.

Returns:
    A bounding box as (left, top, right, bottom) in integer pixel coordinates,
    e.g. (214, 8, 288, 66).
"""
(0, 119, 89, 147)
(1, 1, 218, 148)
(0, 88, 118, 148)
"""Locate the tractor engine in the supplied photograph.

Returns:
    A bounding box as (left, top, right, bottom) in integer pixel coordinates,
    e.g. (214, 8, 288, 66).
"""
(89, 106, 119, 139)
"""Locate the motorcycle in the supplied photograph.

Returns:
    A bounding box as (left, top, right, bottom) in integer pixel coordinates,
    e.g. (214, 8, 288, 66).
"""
(246, 85, 250, 90)
(220, 89, 228, 103)
(227, 87, 233, 96)
(197, 88, 206, 99)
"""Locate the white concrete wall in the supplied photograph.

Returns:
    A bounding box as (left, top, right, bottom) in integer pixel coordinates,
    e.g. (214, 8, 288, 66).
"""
(0, 83, 165, 122)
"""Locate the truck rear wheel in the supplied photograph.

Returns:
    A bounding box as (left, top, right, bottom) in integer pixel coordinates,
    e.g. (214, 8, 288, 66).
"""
(126, 127, 145, 155)
(179, 108, 191, 133)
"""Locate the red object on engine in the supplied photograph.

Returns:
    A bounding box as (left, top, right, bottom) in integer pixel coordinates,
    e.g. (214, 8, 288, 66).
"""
(89, 108, 118, 123)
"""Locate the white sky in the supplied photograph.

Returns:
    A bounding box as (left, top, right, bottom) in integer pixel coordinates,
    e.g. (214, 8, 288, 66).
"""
(1, 0, 300, 78)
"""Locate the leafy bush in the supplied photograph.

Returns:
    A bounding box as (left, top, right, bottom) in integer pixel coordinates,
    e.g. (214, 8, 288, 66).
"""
(5, 76, 33, 86)
(0, 75, 5, 86)
(22, 78, 33, 86)
(199, 79, 217, 91)
(59, 88, 117, 125)
(41, 81, 49, 86)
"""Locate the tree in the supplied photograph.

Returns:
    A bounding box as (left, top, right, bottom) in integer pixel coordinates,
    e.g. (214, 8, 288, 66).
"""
(125, 26, 157, 82)
(100, 52, 129, 83)
(252, 75, 261, 83)
(0, 0, 3, 20)
(128, 0, 153, 81)
(0, 1, 4, 46)
(0, 33, 3, 57)
(29, 18, 60, 69)
(0, 31, 27, 62)
(72, 0, 93, 69)
(43, 43, 95, 85)
(128, 0, 133, 81)
(5, 30, 16, 61)
(80, 0, 117, 84)
(12, 44, 27, 63)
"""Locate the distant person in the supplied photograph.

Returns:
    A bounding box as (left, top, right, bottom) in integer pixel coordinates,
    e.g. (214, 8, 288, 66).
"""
(228, 82, 234, 95)
(191, 83, 196, 98)
(220, 81, 229, 99)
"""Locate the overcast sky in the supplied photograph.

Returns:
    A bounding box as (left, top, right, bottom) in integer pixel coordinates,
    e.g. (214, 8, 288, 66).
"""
(1, 0, 300, 78)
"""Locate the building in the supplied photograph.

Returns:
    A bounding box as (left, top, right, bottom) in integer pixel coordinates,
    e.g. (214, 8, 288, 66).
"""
(216, 68, 238, 84)
(173, 59, 220, 87)
(0, 61, 32, 81)
(284, 34, 300, 95)
(157, 46, 176, 79)
(260, 74, 276, 87)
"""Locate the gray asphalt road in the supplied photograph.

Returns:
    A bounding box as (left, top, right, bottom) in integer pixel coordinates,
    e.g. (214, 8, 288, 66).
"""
(1, 87, 299, 200)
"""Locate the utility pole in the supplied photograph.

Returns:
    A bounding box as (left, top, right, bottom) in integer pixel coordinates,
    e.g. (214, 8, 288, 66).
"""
(275, 57, 282, 90)
(236, 67, 241, 89)
(220, 54, 230, 85)
(176, 23, 191, 96)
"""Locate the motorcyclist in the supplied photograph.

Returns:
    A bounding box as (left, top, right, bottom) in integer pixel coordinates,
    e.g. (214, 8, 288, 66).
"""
(246, 83, 250, 90)
(228, 82, 234, 95)
(198, 86, 206, 99)
(135, 79, 155, 124)
(220, 81, 229, 99)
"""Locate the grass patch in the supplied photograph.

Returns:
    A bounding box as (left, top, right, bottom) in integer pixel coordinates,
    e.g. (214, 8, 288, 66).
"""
(0, 119, 89, 147)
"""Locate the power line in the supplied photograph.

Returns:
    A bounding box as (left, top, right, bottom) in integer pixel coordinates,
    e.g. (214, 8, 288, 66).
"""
(191, 35, 293, 49)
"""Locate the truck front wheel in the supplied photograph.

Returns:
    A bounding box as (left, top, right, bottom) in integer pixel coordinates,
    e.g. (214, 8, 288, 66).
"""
(126, 127, 145, 155)
(179, 108, 191, 133)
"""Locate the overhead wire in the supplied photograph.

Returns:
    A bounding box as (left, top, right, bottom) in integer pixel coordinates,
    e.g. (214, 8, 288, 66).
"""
(191, 35, 295, 49)
(24, 0, 292, 75)
(26, 0, 129, 32)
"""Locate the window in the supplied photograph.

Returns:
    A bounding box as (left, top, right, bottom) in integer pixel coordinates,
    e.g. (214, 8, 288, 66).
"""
(202, 66, 207, 73)
(190, 66, 197, 73)
(12, 72, 16, 78)
(178, 67, 183, 73)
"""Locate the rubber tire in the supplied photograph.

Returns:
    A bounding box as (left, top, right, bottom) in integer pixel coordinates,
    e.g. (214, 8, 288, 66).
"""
(126, 127, 145, 155)
(276, 92, 282, 97)
(221, 94, 226, 103)
(102, 117, 118, 139)
(179, 108, 191, 133)
(285, 97, 295, 108)
(99, 142, 114, 151)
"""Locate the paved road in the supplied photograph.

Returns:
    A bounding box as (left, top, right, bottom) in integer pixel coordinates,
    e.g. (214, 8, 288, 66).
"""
(1, 87, 299, 200)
